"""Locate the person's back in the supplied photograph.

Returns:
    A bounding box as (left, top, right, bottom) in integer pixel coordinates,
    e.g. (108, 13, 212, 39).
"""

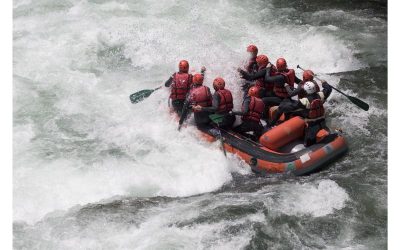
(165, 60, 192, 116)
(262, 58, 302, 109)
(238, 54, 271, 98)
(190, 74, 213, 128)
(200, 77, 235, 129)
(297, 69, 320, 99)
(231, 86, 265, 140)
(298, 81, 332, 146)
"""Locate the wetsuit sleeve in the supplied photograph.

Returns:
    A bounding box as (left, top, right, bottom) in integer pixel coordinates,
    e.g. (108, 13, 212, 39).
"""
(264, 67, 285, 86)
(295, 75, 302, 84)
(231, 97, 250, 116)
(201, 93, 220, 112)
(320, 82, 333, 100)
(240, 68, 266, 81)
(286, 85, 302, 97)
(164, 73, 175, 87)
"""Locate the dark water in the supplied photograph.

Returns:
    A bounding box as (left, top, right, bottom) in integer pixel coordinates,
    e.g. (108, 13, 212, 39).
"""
(13, 0, 387, 249)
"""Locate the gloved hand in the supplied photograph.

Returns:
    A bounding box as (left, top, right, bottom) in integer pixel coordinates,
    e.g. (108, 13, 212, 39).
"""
(229, 111, 234, 115)
(193, 105, 202, 111)
(201, 66, 206, 73)
(321, 80, 329, 89)
(237, 68, 245, 74)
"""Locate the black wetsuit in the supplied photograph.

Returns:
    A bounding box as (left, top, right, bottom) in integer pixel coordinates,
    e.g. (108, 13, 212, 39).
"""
(269, 82, 333, 127)
(165, 71, 205, 116)
(231, 96, 265, 140)
(202, 92, 236, 129)
(240, 59, 259, 97)
(239, 68, 268, 98)
(261, 67, 302, 107)
(179, 85, 212, 129)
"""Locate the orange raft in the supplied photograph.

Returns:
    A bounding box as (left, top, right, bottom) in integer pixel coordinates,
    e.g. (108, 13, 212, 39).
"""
(197, 116, 348, 176)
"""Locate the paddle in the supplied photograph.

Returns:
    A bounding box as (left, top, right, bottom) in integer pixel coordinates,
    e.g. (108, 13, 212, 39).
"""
(209, 114, 227, 156)
(129, 85, 162, 104)
(297, 65, 369, 111)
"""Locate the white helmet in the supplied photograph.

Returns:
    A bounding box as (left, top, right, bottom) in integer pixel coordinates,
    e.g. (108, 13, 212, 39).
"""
(303, 81, 316, 94)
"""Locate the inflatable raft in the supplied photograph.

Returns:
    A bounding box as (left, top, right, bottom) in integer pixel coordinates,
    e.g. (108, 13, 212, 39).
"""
(197, 116, 348, 176)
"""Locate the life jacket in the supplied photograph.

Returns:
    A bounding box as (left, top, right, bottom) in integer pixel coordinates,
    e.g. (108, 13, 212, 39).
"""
(242, 96, 265, 122)
(306, 95, 325, 120)
(254, 65, 267, 89)
(170, 73, 192, 101)
(190, 85, 212, 112)
(264, 65, 278, 93)
(216, 89, 234, 113)
(273, 69, 295, 98)
(298, 80, 320, 99)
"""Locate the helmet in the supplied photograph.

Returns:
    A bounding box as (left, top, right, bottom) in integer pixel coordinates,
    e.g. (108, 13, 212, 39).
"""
(302, 70, 314, 81)
(256, 55, 269, 68)
(248, 86, 259, 97)
(213, 77, 225, 90)
(192, 73, 204, 85)
(276, 58, 287, 71)
(178, 60, 189, 73)
(303, 81, 316, 94)
(247, 44, 258, 55)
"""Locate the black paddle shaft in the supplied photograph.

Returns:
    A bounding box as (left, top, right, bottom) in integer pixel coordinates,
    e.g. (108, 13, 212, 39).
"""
(296, 65, 369, 111)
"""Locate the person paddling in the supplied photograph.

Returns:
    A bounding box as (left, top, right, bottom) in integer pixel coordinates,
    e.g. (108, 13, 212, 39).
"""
(284, 69, 320, 99)
(164, 60, 192, 116)
(184, 73, 213, 129)
(238, 54, 273, 98)
(165, 60, 206, 116)
(262, 57, 302, 108)
(268, 80, 333, 146)
(230, 86, 265, 141)
(198, 77, 235, 129)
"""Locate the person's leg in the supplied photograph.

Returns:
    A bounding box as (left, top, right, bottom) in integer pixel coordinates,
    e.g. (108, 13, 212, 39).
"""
(262, 96, 283, 107)
(249, 121, 263, 139)
(233, 121, 252, 134)
(172, 100, 184, 116)
(269, 99, 297, 126)
(220, 114, 236, 129)
(304, 123, 320, 146)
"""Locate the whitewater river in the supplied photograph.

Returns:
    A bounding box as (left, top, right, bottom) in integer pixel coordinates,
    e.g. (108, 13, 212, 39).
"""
(13, 0, 387, 249)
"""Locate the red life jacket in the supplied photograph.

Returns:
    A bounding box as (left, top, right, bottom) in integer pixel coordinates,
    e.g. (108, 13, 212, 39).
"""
(298, 80, 320, 99)
(242, 96, 265, 122)
(264, 65, 278, 92)
(254, 65, 267, 89)
(216, 89, 233, 113)
(190, 85, 212, 112)
(170, 73, 192, 101)
(274, 69, 295, 98)
(307, 95, 325, 120)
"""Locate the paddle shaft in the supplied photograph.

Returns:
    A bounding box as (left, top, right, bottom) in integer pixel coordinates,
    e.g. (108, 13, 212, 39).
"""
(296, 65, 369, 111)
(296, 65, 349, 96)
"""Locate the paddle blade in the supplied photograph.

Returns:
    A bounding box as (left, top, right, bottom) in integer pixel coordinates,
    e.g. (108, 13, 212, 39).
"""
(129, 89, 156, 104)
(347, 95, 370, 111)
(209, 114, 225, 124)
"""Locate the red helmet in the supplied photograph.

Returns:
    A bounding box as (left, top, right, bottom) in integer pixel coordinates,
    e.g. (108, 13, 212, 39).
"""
(248, 86, 259, 97)
(213, 77, 225, 90)
(276, 58, 287, 71)
(247, 44, 258, 55)
(178, 60, 189, 73)
(192, 73, 204, 85)
(256, 55, 269, 68)
(302, 70, 314, 81)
